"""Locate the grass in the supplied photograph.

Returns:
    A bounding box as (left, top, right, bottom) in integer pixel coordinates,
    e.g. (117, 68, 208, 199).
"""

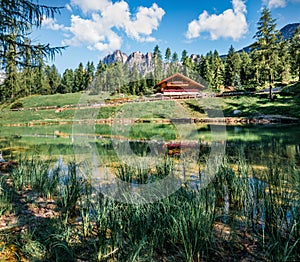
(221, 82, 300, 118)
(182, 81, 300, 119)
(0, 150, 299, 261)
(1, 82, 299, 128)
(8, 92, 113, 109)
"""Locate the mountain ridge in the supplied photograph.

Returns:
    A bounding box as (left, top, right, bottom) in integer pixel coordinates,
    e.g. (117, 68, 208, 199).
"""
(237, 22, 300, 53)
(102, 23, 300, 69)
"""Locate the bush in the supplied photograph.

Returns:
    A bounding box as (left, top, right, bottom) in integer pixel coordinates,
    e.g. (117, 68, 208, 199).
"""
(10, 101, 23, 109)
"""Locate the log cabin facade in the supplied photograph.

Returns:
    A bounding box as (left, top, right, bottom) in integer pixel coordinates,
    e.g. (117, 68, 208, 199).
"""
(155, 73, 204, 98)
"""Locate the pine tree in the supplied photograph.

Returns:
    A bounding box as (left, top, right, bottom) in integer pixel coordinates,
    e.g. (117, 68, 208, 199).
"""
(168, 52, 179, 75)
(32, 44, 50, 95)
(290, 26, 300, 80)
(84, 61, 95, 90)
(224, 45, 240, 87)
(21, 38, 34, 96)
(277, 40, 291, 83)
(96, 61, 107, 77)
(212, 50, 224, 91)
(0, 0, 64, 68)
(73, 63, 85, 92)
(196, 55, 209, 86)
(181, 50, 188, 63)
(153, 45, 163, 82)
(58, 69, 74, 94)
(45, 65, 61, 94)
(129, 63, 140, 95)
(204, 52, 214, 88)
(0, 1, 65, 101)
(165, 47, 171, 62)
(3, 33, 19, 99)
(171, 52, 179, 63)
(252, 7, 280, 100)
(239, 51, 252, 86)
(112, 62, 124, 94)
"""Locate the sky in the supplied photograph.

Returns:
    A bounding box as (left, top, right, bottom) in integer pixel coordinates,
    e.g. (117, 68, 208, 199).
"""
(34, 0, 300, 73)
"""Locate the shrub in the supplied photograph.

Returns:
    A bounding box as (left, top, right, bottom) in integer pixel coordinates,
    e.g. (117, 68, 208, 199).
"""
(10, 101, 23, 109)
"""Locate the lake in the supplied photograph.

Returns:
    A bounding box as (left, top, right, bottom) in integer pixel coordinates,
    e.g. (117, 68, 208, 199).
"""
(1, 123, 299, 176)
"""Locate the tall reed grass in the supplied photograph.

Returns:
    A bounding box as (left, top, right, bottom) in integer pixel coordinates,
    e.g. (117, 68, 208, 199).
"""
(0, 154, 298, 261)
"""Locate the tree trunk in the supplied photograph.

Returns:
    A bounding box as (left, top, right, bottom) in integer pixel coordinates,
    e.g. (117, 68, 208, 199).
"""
(269, 70, 274, 101)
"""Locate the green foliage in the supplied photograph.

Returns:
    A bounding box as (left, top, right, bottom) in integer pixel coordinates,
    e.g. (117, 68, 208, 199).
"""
(58, 69, 74, 94)
(1, 155, 299, 261)
(10, 101, 23, 109)
(165, 47, 171, 62)
(0, 0, 65, 102)
(290, 27, 300, 80)
(225, 45, 241, 87)
(58, 162, 84, 218)
(252, 8, 280, 99)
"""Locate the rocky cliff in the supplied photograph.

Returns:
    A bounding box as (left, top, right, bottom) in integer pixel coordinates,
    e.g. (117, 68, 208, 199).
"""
(102, 50, 128, 65)
(102, 50, 155, 74)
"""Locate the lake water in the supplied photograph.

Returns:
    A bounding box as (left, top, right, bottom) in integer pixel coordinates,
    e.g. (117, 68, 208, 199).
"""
(1, 123, 299, 171)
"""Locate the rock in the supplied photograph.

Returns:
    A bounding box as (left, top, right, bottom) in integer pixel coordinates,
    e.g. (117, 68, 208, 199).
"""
(102, 50, 128, 65)
(102, 50, 157, 75)
(233, 110, 242, 115)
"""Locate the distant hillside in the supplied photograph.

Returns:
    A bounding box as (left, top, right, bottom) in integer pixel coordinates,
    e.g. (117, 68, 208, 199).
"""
(238, 22, 300, 53)
(280, 23, 300, 39)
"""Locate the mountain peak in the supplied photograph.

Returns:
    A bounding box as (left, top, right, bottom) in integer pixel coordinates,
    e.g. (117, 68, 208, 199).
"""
(102, 50, 128, 65)
(280, 23, 300, 39)
(237, 22, 300, 53)
(102, 50, 155, 74)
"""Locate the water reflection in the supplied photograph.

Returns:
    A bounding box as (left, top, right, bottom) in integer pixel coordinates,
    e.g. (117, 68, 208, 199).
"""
(0, 124, 299, 169)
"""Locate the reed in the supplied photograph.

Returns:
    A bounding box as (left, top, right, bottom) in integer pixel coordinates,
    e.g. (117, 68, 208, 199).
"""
(0, 154, 299, 261)
(58, 162, 84, 218)
(0, 175, 13, 216)
(10, 156, 59, 198)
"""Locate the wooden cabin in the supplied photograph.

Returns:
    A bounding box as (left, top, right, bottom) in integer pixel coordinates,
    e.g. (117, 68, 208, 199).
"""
(155, 73, 204, 98)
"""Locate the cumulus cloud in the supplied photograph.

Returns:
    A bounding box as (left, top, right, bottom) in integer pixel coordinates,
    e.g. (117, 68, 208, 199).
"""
(263, 0, 300, 9)
(186, 0, 248, 41)
(58, 1, 165, 53)
(62, 14, 123, 52)
(70, 0, 111, 13)
(42, 16, 65, 31)
(264, 0, 286, 8)
(125, 4, 165, 41)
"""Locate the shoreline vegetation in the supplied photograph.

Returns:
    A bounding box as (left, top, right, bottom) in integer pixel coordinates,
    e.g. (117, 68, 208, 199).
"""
(0, 155, 299, 261)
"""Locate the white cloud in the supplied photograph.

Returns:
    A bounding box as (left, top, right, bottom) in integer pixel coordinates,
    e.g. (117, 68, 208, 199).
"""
(60, 1, 165, 53)
(263, 0, 300, 9)
(62, 14, 122, 52)
(126, 4, 165, 41)
(186, 0, 248, 41)
(264, 0, 286, 8)
(70, 0, 110, 13)
(42, 16, 65, 31)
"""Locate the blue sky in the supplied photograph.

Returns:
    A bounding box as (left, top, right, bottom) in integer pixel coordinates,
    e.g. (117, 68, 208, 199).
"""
(34, 0, 300, 73)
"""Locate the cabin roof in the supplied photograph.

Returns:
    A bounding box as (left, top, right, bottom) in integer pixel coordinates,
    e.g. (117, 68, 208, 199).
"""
(155, 73, 205, 90)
